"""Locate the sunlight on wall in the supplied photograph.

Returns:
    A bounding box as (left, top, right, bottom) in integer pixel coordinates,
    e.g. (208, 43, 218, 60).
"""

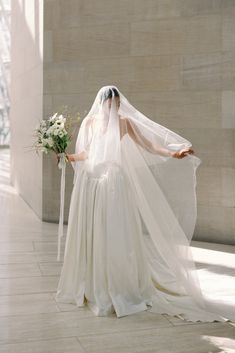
(10, 0, 43, 217)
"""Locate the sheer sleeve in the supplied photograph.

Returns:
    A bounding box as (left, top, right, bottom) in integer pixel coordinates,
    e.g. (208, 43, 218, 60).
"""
(71, 116, 93, 174)
(120, 117, 173, 157)
(75, 116, 94, 155)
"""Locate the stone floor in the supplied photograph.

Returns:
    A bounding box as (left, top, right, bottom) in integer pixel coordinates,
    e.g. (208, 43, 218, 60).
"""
(0, 147, 234, 353)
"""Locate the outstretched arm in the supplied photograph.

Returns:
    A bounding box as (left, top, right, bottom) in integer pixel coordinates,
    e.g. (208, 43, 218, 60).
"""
(123, 118, 194, 159)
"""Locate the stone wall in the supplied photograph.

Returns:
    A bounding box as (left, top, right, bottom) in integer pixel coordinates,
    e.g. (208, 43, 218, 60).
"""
(11, 0, 235, 244)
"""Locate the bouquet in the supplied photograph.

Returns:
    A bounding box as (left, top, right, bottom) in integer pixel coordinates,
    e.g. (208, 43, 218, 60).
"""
(35, 112, 72, 167)
(33, 109, 81, 261)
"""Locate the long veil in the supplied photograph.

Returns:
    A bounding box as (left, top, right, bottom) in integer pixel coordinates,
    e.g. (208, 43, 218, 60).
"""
(71, 85, 234, 322)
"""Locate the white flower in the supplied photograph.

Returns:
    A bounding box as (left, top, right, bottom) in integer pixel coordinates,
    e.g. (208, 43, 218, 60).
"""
(42, 136, 54, 147)
(53, 128, 59, 136)
(56, 121, 65, 129)
(58, 131, 64, 138)
(49, 113, 58, 123)
(57, 114, 65, 122)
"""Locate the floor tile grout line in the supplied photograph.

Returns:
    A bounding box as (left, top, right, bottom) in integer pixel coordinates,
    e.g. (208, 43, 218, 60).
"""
(0, 290, 59, 297)
(0, 251, 64, 255)
(0, 309, 92, 320)
(0, 274, 59, 280)
(0, 305, 183, 326)
(0, 275, 59, 279)
(51, 287, 63, 313)
(0, 321, 208, 347)
(75, 321, 227, 338)
(0, 262, 63, 265)
(0, 335, 84, 347)
(76, 336, 88, 353)
(37, 262, 44, 276)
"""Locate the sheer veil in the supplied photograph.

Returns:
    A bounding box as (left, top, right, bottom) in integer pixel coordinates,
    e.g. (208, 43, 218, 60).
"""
(70, 85, 234, 321)
(73, 85, 200, 242)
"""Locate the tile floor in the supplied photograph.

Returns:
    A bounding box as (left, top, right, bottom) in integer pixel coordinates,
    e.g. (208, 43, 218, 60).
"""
(0, 148, 234, 353)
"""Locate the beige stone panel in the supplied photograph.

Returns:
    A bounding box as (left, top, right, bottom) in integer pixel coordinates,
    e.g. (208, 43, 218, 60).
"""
(197, 166, 222, 206)
(221, 167, 235, 207)
(222, 91, 235, 128)
(44, 0, 222, 29)
(131, 0, 181, 20)
(58, 0, 132, 27)
(53, 24, 130, 62)
(131, 0, 222, 21)
(181, 0, 222, 16)
(182, 52, 221, 90)
(130, 15, 221, 56)
(222, 5, 235, 51)
(195, 205, 235, 245)
(129, 55, 181, 92)
(45, 54, 180, 108)
(44, 30, 53, 63)
(129, 91, 221, 129)
(43, 62, 85, 94)
(51, 93, 96, 119)
(222, 51, 235, 90)
(43, 94, 53, 117)
(82, 55, 181, 94)
(44, 0, 61, 30)
(82, 57, 132, 93)
(177, 128, 235, 167)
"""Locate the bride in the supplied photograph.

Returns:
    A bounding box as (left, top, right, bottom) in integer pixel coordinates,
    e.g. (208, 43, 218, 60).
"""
(56, 85, 234, 322)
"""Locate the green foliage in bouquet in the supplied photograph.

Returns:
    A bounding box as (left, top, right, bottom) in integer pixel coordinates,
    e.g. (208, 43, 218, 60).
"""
(33, 106, 81, 156)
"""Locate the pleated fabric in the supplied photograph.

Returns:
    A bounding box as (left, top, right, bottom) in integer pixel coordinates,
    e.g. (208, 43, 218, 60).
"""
(56, 145, 231, 322)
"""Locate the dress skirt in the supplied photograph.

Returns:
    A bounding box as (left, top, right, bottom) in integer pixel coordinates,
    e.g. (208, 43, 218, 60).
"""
(56, 161, 155, 317)
(56, 157, 230, 322)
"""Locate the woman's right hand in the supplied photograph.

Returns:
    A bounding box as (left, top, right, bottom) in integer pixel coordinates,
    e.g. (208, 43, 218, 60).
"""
(66, 151, 88, 162)
(65, 153, 75, 162)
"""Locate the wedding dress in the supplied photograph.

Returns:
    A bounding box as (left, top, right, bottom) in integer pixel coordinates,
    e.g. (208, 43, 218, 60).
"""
(56, 86, 235, 322)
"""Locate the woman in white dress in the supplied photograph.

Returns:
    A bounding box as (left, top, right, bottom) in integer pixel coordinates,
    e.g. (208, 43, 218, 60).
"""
(56, 85, 234, 322)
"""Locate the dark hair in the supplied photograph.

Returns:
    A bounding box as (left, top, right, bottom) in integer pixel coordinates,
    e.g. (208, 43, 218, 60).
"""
(100, 87, 120, 102)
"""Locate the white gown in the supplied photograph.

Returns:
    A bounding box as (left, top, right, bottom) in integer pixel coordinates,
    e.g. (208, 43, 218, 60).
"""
(56, 133, 234, 322)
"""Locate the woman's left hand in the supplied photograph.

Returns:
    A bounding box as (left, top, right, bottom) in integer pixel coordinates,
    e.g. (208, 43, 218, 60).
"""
(172, 148, 194, 159)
